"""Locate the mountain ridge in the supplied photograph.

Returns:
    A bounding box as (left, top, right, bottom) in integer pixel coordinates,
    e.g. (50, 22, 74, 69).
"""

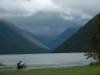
(53, 13, 100, 53)
(48, 27, 79, 50)
(0, 19, 49, 54)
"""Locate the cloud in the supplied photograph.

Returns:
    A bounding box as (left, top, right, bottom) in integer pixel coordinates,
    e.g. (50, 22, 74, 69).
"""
(54, 0, 100, 20)
(0, 0, 100, 37)
(0, 0, 100, 20)
(0, 0, 59, 17)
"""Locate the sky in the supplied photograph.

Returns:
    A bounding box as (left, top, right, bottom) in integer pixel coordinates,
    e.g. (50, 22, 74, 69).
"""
(0, 0, 100, 37)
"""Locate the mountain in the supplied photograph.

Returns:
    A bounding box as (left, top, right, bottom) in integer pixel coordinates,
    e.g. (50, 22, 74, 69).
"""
(4, 11, 86, 49)
(48, 27, 79, 50)
(53, 13, 100, 53)
(0, 19, 49, 54)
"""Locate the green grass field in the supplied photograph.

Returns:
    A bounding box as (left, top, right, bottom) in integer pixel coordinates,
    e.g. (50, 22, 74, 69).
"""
(0, 65, 100, 75)
(0, 64, 5, 66)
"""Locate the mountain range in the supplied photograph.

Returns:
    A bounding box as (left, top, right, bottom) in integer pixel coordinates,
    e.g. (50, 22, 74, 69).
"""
(0, 12, 99, 54)
(0, 19, 49, 54)
(47, 27, 79, 50)
(53, 13, 100, 53)
(4, 11, 84, 49)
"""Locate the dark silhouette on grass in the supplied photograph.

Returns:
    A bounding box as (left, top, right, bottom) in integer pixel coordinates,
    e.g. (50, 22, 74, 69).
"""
(17, 61, 26, 70)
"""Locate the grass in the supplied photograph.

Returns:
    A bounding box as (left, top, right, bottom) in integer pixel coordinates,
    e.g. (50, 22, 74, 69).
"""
(0, 64, 5, 66)
(0, 65, 100, 75)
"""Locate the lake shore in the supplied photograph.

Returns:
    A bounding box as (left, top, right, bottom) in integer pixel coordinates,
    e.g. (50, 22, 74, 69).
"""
(0, 65, 100, 75)
(0, 53, 90, 71)
(0, 63, 89, 71)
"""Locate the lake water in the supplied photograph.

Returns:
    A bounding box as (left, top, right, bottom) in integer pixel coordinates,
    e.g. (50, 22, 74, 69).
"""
(0, 53, 91, 68)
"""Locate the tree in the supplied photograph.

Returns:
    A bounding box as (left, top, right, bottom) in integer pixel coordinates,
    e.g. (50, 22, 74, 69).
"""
(85, 14, 100, 63)
(85, 36, 100, 63)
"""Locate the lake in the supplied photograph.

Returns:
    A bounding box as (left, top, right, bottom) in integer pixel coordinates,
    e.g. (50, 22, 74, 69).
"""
(0, 53, 91, 68)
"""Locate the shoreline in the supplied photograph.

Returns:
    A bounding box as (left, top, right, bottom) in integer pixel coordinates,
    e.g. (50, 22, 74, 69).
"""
(0, 65, 100, 75)
(0, 63, 89, 71)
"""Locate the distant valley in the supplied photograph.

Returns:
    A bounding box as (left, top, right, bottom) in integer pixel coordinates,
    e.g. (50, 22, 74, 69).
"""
(0, 13, 100, 54)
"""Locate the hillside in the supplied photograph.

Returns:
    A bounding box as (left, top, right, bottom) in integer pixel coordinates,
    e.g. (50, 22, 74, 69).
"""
(6, 11, 84, 49)
(48, 27, 79, 49)
(0, 19, 49, 54)
(53, 13, 100, 53)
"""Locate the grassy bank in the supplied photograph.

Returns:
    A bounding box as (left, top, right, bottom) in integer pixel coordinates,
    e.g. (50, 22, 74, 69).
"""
(0, 65, 100, 75)
(0, 64, 5, 66)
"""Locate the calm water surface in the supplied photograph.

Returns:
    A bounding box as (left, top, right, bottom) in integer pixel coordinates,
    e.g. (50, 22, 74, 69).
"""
(0, 53, 90, 67)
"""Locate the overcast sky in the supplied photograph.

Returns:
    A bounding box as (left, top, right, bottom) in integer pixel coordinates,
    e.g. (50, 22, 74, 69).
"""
(0, 0, 100, 36)
(0, 0, 100, 17)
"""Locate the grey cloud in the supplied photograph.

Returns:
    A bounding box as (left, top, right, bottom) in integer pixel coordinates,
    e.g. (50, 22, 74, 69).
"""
(0, 0, 59, 16)
(0, 0, 100, 37)
(54, 0, 100, 19)
(0, 0, 100, 20)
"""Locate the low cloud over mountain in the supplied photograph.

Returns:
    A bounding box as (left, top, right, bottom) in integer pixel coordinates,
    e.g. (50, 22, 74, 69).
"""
(0, 0, 100, 45)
